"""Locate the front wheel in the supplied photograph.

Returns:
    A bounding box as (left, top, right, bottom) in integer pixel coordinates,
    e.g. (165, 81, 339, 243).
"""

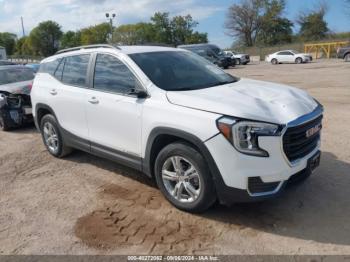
(345, 53, 350, 62)
(154, 142, 216, 213)
(235, 58, 241, 65)
(295, 57, 303, 64)
(271, 58, 278, 65)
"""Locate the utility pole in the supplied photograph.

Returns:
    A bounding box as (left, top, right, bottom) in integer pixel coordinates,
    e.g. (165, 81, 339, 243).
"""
(105, 13, 116, 43)
(21, 16, 25, 37)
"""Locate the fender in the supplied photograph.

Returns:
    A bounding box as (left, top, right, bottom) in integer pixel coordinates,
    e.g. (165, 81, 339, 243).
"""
(143, 126, 220, 177)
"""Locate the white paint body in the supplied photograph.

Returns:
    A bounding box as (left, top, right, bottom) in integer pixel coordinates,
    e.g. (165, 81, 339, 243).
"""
(266, 50, 312, 64)
(31, 45, 321, 194)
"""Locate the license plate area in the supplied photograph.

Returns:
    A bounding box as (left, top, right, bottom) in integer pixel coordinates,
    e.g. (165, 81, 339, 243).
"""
(308, 151, 321, 172)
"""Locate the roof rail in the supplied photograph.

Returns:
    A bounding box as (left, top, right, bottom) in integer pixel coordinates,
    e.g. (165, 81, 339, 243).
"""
(56, 44, 120, 55)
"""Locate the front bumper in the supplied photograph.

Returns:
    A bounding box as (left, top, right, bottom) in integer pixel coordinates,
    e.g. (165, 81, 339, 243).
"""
(205, 107, 323, 205)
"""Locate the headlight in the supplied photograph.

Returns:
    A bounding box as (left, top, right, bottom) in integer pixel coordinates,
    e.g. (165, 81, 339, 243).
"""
(217, 117, 281, 157)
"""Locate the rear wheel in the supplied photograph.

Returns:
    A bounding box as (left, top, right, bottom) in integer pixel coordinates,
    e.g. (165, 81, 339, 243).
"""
(154, 142, 216, 213)
(295, 57, 303, 64)
(345, 53, 350, 62)
(271, 58, 278, 65)
(40, 114, 72, 158)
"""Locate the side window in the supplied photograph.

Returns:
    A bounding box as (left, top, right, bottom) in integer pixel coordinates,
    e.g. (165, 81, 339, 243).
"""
(62, 54, 90, 87)
(93, 54, 136, 94)
(54, 58, 65, 80)
(39, 58, 61, 75)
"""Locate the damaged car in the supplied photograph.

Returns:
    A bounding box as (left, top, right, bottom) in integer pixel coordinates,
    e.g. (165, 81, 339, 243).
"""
(0, 66, 35, 131)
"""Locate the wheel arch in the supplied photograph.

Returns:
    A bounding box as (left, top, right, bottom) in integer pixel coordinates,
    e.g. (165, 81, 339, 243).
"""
(344, 52, 350, 59)
(35, 103, 57, 130)
(143, 127, 220, 179)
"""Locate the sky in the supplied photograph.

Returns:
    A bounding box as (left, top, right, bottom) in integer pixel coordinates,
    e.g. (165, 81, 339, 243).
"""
(0, 0, 349, 48)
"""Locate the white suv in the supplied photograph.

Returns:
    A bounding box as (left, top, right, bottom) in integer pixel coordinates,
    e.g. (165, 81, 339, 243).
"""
(31, 44, 323, 212)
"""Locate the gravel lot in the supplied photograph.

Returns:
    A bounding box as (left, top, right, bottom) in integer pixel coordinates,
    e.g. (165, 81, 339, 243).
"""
(0, 60, 349, 255)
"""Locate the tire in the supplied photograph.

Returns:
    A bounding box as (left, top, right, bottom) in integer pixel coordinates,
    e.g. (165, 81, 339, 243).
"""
(223, 65, 229, 69)
(271, 58, 278, 65)
(40, 114, 72, 158)
(154, 142, 216, 213)
(295, 57, 303, 64)
(345, 53, 350, 62)
(0, 115, 10, 131)
(236, 58, 241, 65)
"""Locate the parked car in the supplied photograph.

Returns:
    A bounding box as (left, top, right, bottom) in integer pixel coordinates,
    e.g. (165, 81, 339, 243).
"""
(266, 50, 313, 65)
(0, 66, 35, 130)
(0, 60, 16, 66)
(224, 50, 250, 65)
(178, 44, 233, 69)
(31, 44, 323, 212)
(337, 46, 350, 62)
(25, 63, 40, 73)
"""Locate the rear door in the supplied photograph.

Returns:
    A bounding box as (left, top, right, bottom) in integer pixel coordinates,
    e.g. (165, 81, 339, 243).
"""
(277, 51, 294, 63)
(85, 53, 143, 163)
(48, 54, 91, 141)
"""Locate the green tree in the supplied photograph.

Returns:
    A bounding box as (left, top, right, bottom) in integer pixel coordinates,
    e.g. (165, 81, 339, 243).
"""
(298, 6, 329, 41)
(150, 12, 173, 44)
(185, 32, 208, 44)
(171, 15, 198, 45)
(258, 0, 293, 45)
(15, 36, 31, 55)
(0, 32, 17, 55)
(60, 30, 81, 49)
(29, 20, 62, 56)
(113, 23, 155, 45)
(80, 23, 110, 45)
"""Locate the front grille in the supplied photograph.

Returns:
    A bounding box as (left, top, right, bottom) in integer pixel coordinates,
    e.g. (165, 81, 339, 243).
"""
(248, 177, 280, 194)
(283, 115, 322, 162)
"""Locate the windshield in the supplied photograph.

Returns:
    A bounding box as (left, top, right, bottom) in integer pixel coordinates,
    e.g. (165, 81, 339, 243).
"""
(129, 51, 238, 91)
(211, 46, 224, 56)
(0, 67, 35, 85)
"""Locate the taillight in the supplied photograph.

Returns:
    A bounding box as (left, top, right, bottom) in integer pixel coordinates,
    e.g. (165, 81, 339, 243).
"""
(28, 82, 33, 91)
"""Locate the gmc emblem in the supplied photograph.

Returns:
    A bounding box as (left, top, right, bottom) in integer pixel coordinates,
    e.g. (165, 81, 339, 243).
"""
(306, 124, 321, 138)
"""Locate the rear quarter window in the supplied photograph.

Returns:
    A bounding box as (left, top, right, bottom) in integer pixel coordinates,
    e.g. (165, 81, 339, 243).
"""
(61, 54, 90, 87)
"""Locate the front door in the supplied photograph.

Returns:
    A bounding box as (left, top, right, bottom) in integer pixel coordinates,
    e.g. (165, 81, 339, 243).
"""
(85, 53, 143, 161)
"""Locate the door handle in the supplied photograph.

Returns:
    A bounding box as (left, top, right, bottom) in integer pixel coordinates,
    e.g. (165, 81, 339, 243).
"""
(88, 97, 99, 104)
(50, 89, 57, 95)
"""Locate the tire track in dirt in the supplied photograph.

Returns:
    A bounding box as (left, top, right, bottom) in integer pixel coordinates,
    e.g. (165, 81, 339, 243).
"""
(75, 183, 222, 254)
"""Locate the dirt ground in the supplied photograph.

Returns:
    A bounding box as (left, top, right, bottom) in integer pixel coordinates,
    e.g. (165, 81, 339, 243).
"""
(0, 60, 349, 255)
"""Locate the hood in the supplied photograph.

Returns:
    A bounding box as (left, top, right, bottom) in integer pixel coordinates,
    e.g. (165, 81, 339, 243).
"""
(166, 78, 318, 124)
(0, 80, 32, 95)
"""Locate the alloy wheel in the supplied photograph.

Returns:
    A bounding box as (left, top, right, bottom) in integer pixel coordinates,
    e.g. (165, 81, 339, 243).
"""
(43, 122, 59, 154)
(161, 156, 201, 203)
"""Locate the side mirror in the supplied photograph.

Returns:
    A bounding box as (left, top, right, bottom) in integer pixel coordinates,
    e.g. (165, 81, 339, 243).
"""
(129, 81, 148, 99)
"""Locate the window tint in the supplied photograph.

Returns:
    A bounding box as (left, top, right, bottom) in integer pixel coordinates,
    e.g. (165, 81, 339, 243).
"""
(39, 58, 61, 74)
(62, 54, 90, 87)
(278, 51, 293, 55)
(93, 54, 136, 94)
(54, 58, 65, 80)
(130, 51, 238, 91)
